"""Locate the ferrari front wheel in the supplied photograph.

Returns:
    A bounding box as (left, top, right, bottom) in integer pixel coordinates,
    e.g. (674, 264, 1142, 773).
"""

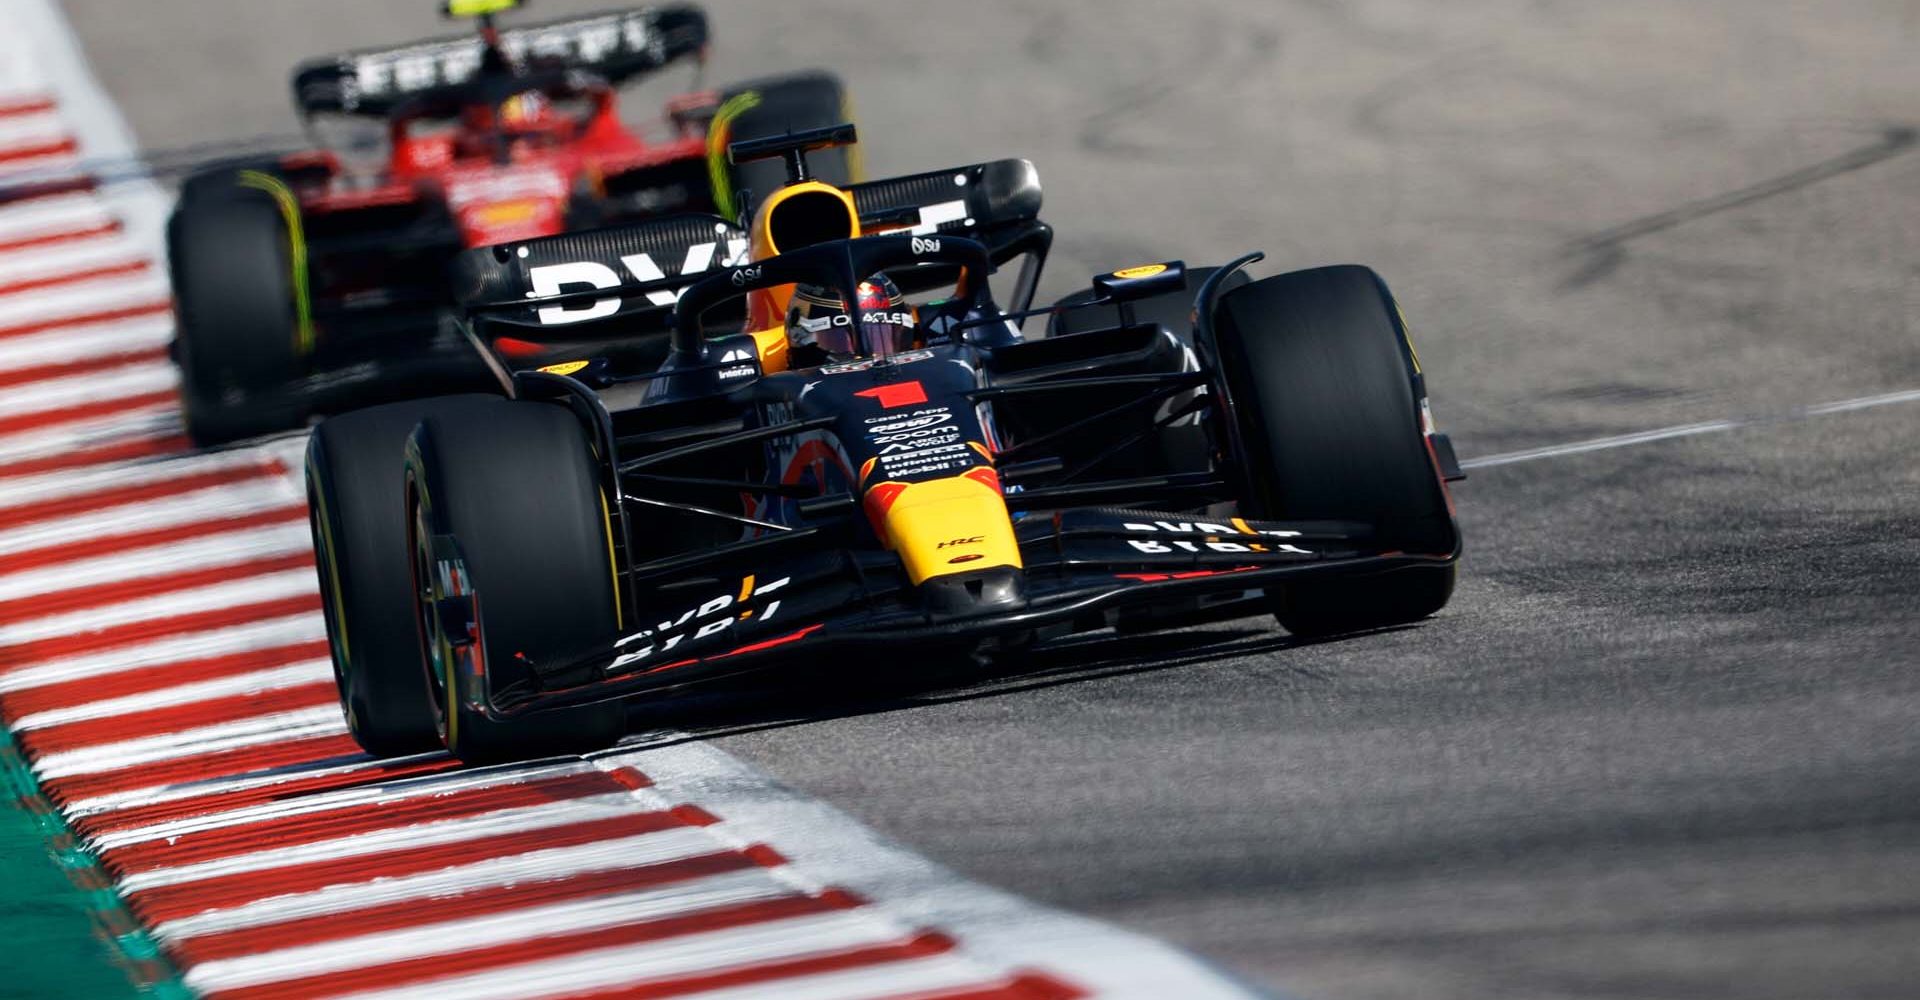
(168, 171, 308, 446)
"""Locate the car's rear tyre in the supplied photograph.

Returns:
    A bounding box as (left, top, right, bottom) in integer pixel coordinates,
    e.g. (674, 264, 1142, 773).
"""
(405, 398, 626, 764)
(1209, 264, 1457, 637)
(168, 173, 308, 446)
(307, 395, 498, 757)
(719, 71, 859, 213)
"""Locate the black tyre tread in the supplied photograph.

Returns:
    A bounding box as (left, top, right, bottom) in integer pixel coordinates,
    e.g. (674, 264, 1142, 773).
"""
(410, 400, 624, 763)
(169, 180, 306, 445)
(1212, 264, 1456, 634)
(307, 395, 499, 757)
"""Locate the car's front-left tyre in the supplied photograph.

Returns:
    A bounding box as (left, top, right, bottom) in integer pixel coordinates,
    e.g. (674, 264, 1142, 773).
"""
(307, 395, 498, 757)
(405, 398, 627, 764)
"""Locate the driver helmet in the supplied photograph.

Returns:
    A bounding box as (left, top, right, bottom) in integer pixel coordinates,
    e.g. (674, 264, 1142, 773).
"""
(499, 90, 553, 129)
(786, 274, 918, 360)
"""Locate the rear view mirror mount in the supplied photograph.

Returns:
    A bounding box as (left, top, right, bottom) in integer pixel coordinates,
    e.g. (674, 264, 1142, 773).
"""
(1091, 261, 1187, 329)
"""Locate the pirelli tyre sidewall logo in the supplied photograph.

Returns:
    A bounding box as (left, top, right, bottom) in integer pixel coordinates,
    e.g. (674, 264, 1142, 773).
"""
(1122, 519, 1311, 555)
(610, 575, 790, 671)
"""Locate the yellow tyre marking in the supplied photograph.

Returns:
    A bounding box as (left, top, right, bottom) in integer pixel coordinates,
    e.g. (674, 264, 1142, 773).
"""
(236, 171, 316, 357)
(841, 88, 864, 182)
(599, 489, 624, 631)
(706, 91, 763, 221)
(1392, 300, 1423, 375)
(306, 456, 351, 664)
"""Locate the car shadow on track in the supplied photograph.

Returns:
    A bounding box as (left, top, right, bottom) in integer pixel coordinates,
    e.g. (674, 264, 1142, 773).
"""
(621, 608, 1420, 748)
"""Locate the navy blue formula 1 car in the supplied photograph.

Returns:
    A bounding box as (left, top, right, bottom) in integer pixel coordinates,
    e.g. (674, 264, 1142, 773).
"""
(305, 126, 1466, 763)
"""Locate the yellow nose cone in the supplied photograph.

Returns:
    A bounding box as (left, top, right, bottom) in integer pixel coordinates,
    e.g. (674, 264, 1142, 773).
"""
(864, 469, 1021, 585)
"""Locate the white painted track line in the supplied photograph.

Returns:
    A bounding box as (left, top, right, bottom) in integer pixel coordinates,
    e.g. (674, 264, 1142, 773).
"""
(0, 193, 115, 246)
(0, 568, 316, 646)
(328, 911, 932, 1000)
(120, 793, 653, 892)
(0, 313, 172, 373)
(0, 481, 299, 556)
(1462, 386, 1920, 469)
(0, 613, 326, 694)
(32, 704, 346, 779)
(0, 271, 170, 327)
(0, 360, 175, 417)
(0, 228, 139, 281)
(0, 521, 315, 600)
(180, 868, 801, 993)
(12, 659, 331, 731)
(85, 758, 603, 849)
(151, 826, 728, 941)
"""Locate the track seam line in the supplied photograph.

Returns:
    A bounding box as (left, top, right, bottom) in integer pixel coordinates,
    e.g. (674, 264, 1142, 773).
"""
(1460, 386, 1920, 469)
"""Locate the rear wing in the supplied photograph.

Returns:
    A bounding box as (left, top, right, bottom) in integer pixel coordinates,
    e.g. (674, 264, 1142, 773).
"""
(849, 158, 1041, 244)
(452, 212, 742, 338)
(452, 158, 1049, 335)
(846, 158, 1050, 304)
(291, 5, 708, 117)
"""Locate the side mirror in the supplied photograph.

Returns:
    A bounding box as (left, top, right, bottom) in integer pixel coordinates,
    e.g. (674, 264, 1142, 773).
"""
(1092, 261, 1186, 304)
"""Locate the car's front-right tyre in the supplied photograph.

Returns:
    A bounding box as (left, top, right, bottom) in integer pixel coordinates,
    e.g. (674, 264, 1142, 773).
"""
(1209, 264, 1458, 637)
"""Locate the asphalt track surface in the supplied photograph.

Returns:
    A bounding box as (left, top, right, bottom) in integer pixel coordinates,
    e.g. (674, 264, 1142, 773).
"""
(59, 1, 1920, 997)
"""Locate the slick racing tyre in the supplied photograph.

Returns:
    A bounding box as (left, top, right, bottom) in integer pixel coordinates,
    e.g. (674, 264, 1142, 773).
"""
(405, 398, 626, 764)
(715, 71, 859, 216)
(307, 396, 498, 757)
(1210, 265, 1457, 637)
(168, 172, 308, 446)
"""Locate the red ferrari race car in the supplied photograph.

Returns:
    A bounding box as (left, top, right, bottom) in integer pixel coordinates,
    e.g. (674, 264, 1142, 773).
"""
(168, 0, 858, 444)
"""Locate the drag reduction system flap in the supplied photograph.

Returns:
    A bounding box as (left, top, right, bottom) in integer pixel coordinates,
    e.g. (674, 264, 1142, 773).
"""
(292, 5, 708, 116)
(849, 159, 1042, 244)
